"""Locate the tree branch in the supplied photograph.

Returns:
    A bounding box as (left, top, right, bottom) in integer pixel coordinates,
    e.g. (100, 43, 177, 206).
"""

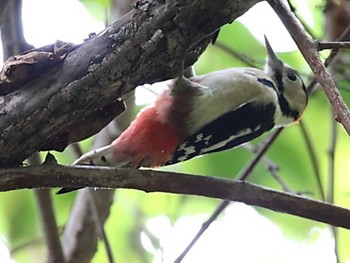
(175, 129, 282, 262)
(318, 41, 350, 51)
(30, 154, 64, 263)
(0, 0, 261, 167)
(1, 164, 350, 229)
(62, 130, 117, 263)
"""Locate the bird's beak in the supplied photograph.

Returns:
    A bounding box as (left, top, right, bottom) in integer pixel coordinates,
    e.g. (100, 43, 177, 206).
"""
(264, 35, 283, 73)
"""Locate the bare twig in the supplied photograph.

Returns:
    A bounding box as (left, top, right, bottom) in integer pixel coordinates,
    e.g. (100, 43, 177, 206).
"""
(324, 26, 350, 68)
(174, 129, 283, 262)
(174, 201, 228, 263)
(318, 41, 350, 51)
(267, 0, 350, 135)
(62, 129, 117, 263)
(29, 154, 64, 263)
(88, 189, 115, 263)
(66, 140, 117, 263)
(239, 128, 283, 181)
(306, 26, 350, 94)
(299, 121, 325, 200)
(266, 163, 295, 193)
(10, 235, 45, 255)
(328, 112, 340, 263)
(243, 144, 298, 193)
(34, 189, 65, 263)
(286, 0, 317, 40)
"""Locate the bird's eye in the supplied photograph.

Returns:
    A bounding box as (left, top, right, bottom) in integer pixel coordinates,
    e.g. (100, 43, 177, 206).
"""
(287, 72, 297, 81)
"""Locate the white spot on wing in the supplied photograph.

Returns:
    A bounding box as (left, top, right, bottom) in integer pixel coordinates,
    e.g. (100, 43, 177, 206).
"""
(195, 133, 203, 143)
(203, 135, 212, 145)
(200, 135, 238, 154)
(177, 145, 197, 162)
(201, 125, 261, 154)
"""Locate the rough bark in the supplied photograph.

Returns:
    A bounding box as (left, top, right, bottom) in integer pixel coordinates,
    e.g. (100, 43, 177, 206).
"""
(60, 1, 137, 262)
(0, 0, 260, 167)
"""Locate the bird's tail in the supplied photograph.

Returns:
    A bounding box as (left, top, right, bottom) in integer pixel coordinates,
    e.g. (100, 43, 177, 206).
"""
(56, 145, 124, 194)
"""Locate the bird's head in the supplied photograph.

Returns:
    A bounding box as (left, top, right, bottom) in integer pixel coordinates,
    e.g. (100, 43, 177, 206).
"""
(264, 36, 308, 123)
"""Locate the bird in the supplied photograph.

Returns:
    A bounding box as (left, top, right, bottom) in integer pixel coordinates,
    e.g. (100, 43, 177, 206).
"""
(57, 36, 308, 194)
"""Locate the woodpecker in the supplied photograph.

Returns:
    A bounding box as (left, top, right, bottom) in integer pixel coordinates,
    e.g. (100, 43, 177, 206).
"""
(58, 37, 307, 194)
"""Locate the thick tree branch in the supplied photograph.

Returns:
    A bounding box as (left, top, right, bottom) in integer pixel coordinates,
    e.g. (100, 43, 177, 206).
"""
(1, 164, 350, 229)
(0, 0, 260, 167)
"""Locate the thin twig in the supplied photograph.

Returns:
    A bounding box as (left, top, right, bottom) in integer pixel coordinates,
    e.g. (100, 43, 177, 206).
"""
(318, 41, 350, 51)
(174, 201, 228, 263)
(243, 144, 297, 193)
(34, 189, 65, 263)
(268, 0, 350, 135)
(305, 26, 350, 94)
(299, 121, 325, 200)
(10, 236, 44, 255)
(328, 112, 340, 263)
(324, 26, 350, 68)
(10, 226, 64, 255)
(69, 142, 116, 263)
(29, 154, 65, 263)
(266, 162, 295, 193)
(324, 24, 350, 263)
(174, 129, 283, 262)
(239, 128, 283, 181)
(88, 189, 115, 263)
(287, 0, 318, 40)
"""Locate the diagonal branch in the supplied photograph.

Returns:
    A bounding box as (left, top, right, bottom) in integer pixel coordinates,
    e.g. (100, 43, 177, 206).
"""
(1, 164, 350, 229)
(175, 129, 282, 262)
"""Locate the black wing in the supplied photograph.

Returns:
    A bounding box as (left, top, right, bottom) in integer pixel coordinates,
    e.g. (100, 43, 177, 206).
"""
(166, 102, 276, 165)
